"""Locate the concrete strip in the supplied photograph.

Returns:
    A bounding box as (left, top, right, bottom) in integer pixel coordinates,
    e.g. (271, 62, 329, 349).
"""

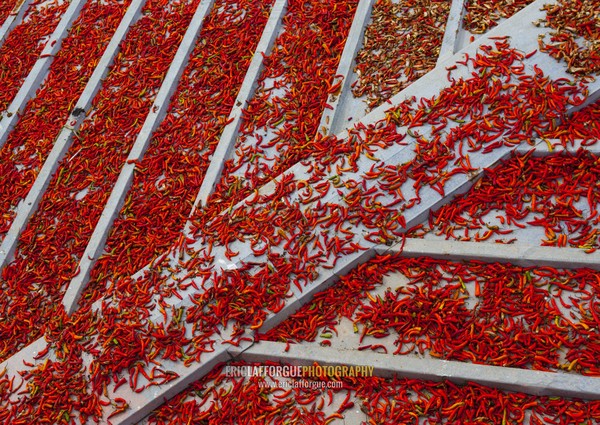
(0, 0, 33, 47)
(0, 0, 86, 147)
(317, 0, 375, 136)
(0, 0, 146, 269)
(436, 0, 466, 65)
(191, 0, 287, 210)
(236, 341, 600, 400)
(62, 0, 217, 315)
(515, 139, 600, 156)
(377, 238, 600, 270)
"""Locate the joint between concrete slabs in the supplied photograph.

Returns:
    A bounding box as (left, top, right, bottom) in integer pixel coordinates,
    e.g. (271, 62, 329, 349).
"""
(317, 0, 375, 136)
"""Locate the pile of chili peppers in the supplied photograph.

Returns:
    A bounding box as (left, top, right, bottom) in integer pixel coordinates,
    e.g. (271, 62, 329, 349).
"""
(423, 149, 600, 250)
(80, 0, 273, 306)
(0, 0, 69, 112)
(537, 0, 600, 76)
(260, 253, 600, 375)
(0, 0, 20, 24)
(539, 98, 600, 144)
(351, 0, 451, 110)
(462, 0, 535, 34)
(145, 360, 600, 424)
(197, 0, 359, 219)
(0, 0, 199, 363)
(0, 0, 131, 239)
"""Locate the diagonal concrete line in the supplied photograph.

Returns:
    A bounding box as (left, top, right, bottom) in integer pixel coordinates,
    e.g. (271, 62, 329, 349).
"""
(233, 341, 600, 400)
(61, 0, 218, 315)
(0, 0, 33, 47)
(0, 0, 87, 148)
(436, 0, 467, 65)
(377, 238, 600, 271)
(0, 0, 147, 270)
(190, 0, 287, 211)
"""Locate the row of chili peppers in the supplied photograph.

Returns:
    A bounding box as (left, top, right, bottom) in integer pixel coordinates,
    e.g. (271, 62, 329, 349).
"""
(145, 360, 600, 424)
(0, 0, 132, 239)
(78, 0, 274, 307)
(265, 253, 600, 375)
(462, 0, 534, 34)
(421, 149, 600, 251)
(0, 0, 20, 24)
(0, 0, 200, 364)
(192, 0, 360, 225)
(0, 1, 363, 421)
(0, 0, 69, 112)
(537, 0, 600, 76)
(351, 0, 452, 110)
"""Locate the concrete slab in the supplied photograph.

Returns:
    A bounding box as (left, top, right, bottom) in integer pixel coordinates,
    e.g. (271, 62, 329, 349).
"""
(237, 341, 600, 400)
(317, 0, 375, 136)
(191, 0, 287, 210)
(436, 0, 467, 65)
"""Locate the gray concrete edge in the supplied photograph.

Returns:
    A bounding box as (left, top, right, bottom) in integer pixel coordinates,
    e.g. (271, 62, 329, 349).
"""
(0, 0, 34, 47)
(236, 341, 600, 400)
(377, 238, 600, 270)
(317, 0, 375, 136)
